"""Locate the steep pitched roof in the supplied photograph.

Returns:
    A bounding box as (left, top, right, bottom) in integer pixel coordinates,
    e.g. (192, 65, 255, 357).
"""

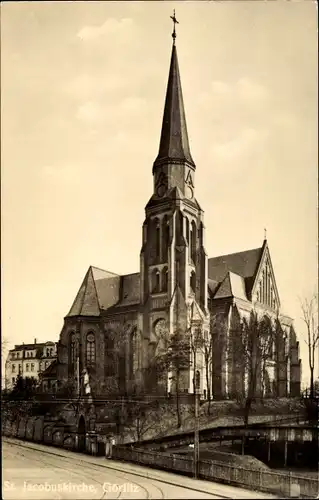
(153, 43, 195, 170)
(213, 271, 248, 300)
(208, 247, 263, 283)
(91, 267, 121, 311)
(67, 267, 100, 317)
(114, 273, 140, 308)
(66, 267, 140, 317)
(208, 278, 219, 296)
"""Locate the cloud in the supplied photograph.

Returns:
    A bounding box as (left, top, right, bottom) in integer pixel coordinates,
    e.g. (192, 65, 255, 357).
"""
(66, 74, 126, 99)
(42, 164, 80, 184)
(236, 77, 269, 102)
(77, 18, 134, 42)
(76, 101, 104, 123)
(118, 96, 146, 115)
(198, 77, 269, 109)
(209, 127, 267, 165)
(75, 96, 148, 125)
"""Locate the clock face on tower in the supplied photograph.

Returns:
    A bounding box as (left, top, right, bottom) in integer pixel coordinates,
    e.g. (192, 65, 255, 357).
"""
(156, 184, 167, 198)
(185, 186, 194, 199)
(185, 169, 194, 199)
(155, 171, 168, 198)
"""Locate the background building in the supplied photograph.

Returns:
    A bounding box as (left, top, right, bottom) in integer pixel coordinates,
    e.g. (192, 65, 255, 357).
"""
(56, 31, 301, 400)
(5, 339, 57, 390)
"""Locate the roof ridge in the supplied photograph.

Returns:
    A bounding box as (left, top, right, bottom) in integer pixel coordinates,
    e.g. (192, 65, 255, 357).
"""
(228, 270, 246, 279)
(209, 246, 262, 260)
(90, 265, 120, 277)
(79, 268, 90, 314)
(91, 266, 102, 311)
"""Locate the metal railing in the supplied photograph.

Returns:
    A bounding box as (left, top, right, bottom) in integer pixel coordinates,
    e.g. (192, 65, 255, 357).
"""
(112, 446, 319, 498)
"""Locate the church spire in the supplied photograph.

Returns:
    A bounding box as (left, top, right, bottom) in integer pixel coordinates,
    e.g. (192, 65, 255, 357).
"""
(153, 14, 195, 171)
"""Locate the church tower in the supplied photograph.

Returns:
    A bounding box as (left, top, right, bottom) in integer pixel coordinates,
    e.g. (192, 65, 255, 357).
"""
(139, 17, 209, 393)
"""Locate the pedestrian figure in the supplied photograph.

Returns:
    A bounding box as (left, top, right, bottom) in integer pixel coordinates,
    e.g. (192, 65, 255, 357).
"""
(109, 436, 115, 458)
(105, 436, 110, 458)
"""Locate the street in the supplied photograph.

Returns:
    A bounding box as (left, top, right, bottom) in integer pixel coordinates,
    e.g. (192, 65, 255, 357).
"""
(2, 439, 278, 499)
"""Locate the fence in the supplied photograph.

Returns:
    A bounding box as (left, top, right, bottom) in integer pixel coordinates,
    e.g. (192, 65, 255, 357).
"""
(112, 446, 319, 498)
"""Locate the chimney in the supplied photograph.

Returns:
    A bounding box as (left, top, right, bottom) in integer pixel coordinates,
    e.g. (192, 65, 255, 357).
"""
(34, 338, 37, 344)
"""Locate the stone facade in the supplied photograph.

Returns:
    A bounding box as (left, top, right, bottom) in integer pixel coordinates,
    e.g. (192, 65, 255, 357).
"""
(56, 36, 301, 401)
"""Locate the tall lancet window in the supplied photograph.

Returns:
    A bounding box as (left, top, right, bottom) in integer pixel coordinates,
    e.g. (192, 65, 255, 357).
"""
(191, 221, 197, 263)
(262, 270, 266, 304)
(105, 334, 116, 377)
(152, 269, 160, 293)
(70, 333, 76, 365)
(162, 267, 168, 292)
(267, 271, 271, 306)
(86, 332, 95, 366)
(179, 211, 184, 237)
(162, 215, 169, 262)
(69, 332, 79, 376)
(155, 218, 160, 261)
(190, 271, 196, 293)
(186, 218, 190, 245)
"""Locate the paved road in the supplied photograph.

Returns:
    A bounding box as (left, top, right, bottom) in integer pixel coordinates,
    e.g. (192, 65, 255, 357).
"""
(2, 439, 278, 499)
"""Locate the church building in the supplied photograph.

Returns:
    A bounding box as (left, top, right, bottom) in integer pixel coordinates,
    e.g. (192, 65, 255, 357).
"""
(56, 21, 301, 401)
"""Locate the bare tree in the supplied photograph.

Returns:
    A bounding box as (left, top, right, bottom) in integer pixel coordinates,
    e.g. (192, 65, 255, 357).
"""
(2, 337, 9, 355)
(235, 310, 275, 426)
(300, 294, 319, 399)
(155, 328, 190, 428)
(124, 393, 161, 442)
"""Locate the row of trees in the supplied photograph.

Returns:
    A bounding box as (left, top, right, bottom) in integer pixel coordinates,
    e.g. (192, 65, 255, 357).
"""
(2, 294, 317, 442)
(112, 293, 318, 432)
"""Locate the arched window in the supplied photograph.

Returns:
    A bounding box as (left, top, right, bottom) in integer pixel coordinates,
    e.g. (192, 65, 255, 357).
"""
(162, 215, 169, 262)
(190, 271, 196, 293)
(162, 267, 168, 292)
(105, 333, 116, 377)
(86, 332, 95, 366)
(191, 221, 197, 262)
(151, 269, 160, 293)
(129, 327, 137, 380)
(155, 218, 160, 260)
(186, 217, 190, 245)
(70, 333, 77, 367)
(179, 211, 184, 235)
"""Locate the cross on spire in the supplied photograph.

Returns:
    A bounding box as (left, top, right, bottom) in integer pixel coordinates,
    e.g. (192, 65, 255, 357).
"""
(264, 227, 267, 240)
(170, 10, 179, 44)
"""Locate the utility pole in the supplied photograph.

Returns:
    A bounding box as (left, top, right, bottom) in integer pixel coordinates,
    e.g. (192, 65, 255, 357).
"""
(192, 319, 200, 480)
(76, 353, 80, 397)
(194, 380, 199, 479)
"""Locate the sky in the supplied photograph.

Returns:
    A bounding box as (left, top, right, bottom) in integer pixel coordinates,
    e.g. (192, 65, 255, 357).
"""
(2, 1, 318, 386)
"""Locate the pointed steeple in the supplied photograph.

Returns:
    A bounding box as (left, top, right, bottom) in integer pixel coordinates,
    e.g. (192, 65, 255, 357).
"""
(153, 42, 195, 171)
